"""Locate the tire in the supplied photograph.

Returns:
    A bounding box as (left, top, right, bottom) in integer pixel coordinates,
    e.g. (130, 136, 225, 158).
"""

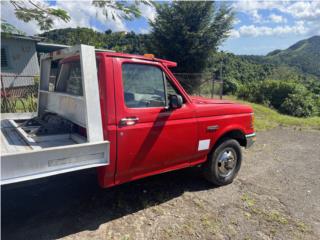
(203, 138, 242, 186)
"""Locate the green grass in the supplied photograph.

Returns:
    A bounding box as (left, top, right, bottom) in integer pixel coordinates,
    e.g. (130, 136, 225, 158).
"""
(241, 193, 256, 207)
(1, 96, 37, 113)
(225, 96, 320, 131)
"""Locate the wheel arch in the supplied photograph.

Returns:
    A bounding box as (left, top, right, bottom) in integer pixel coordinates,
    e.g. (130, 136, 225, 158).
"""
(211, 129, 247, 152)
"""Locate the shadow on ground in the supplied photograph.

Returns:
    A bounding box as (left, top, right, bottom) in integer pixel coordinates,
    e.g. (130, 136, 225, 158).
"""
(1, 167, 214, 240)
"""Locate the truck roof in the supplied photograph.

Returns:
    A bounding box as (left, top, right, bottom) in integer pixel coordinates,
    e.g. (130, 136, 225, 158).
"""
(49, 44, 177, 68)
(97, 51, 177, 68)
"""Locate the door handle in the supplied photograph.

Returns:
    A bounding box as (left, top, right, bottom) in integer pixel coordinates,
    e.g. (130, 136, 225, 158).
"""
(120, 117, 139, 126)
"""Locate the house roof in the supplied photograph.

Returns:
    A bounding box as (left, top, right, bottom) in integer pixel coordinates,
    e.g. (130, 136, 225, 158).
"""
(36, 42, 70, 53)
(1, 33, 44, 42)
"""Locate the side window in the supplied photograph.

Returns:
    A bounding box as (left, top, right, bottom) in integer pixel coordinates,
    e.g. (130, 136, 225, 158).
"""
(166, 76, 185, 103)
(49, 60, 59, 91)
(166, 76, 179, 95)
(122, 63, 166, 108)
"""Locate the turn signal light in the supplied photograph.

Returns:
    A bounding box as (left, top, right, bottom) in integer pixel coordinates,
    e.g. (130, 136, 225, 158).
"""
(250, 113, 255, 129)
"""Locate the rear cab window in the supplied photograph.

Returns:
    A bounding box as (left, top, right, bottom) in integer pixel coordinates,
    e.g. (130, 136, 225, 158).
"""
(55, 61, 83, 96)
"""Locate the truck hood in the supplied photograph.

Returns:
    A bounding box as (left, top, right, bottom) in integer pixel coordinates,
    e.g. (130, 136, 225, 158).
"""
(191, 96, 235, 105)
(190, 96, 253, 117)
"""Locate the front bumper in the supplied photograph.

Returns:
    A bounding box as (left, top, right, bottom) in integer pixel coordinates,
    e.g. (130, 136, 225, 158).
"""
(245, 133, 256, 148)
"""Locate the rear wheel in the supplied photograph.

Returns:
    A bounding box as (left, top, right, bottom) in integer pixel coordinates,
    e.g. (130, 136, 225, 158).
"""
(203, 138, 242, 186)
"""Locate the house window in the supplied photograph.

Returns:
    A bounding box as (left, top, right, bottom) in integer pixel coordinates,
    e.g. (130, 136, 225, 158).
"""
(1, 48, 9, 68)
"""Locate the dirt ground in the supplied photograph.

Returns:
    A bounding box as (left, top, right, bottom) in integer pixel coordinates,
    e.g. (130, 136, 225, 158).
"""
(2, 127, 320, 240)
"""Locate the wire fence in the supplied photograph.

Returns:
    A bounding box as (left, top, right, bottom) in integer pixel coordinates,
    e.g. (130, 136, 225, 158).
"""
(174, 73, 223, 99)
(1, 75, 39, 113)
(0, 72, 223, 113)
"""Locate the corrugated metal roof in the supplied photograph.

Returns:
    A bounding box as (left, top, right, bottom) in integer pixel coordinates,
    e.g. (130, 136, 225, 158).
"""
(36, 42, 70, 53)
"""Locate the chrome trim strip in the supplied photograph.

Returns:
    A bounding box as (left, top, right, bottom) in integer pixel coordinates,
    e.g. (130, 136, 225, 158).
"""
(245, 132, 256, 148)
(245, 133, 256, 138)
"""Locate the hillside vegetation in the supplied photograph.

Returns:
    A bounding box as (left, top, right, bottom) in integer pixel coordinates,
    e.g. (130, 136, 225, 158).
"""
(227, 96, 320, 131)
(211, 42, 320, 117)
(39, 28, 149, 54)
(242, 36, 320, 78)
(266, 36, 320, 77)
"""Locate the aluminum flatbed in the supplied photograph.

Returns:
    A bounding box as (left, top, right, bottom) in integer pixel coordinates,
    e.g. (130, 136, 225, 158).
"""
(1, 45, 110, 185)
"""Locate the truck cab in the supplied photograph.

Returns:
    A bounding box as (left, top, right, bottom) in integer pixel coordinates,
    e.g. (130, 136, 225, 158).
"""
(1, 45, 255, 187)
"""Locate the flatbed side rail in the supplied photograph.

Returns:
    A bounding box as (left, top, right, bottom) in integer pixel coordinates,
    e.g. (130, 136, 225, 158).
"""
(1, 141, 109, 185)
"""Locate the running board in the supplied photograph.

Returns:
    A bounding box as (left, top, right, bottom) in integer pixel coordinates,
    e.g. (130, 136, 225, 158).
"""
(1, 141, 109, 185)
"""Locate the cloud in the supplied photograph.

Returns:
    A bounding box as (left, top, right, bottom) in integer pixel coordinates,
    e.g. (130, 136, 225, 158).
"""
(233, 0, 320, 22)
(233, 21, 307, 38)
(228, 29, 240, 39)
(138, 3, 157, 22)
(232, 0, 320, 38)
(269, 14, 287, 23)
(233, 18, 241, 25)
(232, 1, 287, 14)
(1, 1, 156, 35)
(286, 1, 320, 20)
(53, 0, 128, 32)
(1, 1, 41, 35)
(251, 10, 262, 23)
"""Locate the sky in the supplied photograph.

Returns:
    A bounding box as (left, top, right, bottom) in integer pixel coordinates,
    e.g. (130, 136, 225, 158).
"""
(1, 0, 320, 55)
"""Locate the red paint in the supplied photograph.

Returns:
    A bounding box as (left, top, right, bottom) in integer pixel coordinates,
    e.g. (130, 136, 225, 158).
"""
(64, 52, 254, 188)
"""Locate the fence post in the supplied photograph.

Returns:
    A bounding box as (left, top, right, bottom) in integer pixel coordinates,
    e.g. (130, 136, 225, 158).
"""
(219, 61, 223, 100)
(220, 79, 223, 100)
(211, 74, 215, 99)
(1, 75, 9, 112)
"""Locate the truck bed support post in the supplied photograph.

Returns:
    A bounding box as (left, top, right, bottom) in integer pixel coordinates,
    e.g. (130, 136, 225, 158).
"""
(79, 45, 103, 142)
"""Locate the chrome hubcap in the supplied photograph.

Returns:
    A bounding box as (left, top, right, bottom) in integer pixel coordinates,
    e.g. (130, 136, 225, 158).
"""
(217, 148, 237, 177)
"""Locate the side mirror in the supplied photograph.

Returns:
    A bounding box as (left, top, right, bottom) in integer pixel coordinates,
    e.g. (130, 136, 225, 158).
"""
(168, 94, 183, 109)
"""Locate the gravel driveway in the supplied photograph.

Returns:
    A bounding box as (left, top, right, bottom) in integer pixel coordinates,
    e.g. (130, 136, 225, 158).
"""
(2, 127, 320, 240)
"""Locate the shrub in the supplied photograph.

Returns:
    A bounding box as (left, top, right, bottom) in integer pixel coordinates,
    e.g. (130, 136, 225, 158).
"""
(236, 82, 261, 103)
(314, 96, 320, 116)
(254, 80, 308, 108)
(280, 94, 317, 117)
(236, 79, 318, 117)
(223, 78, 240, 95)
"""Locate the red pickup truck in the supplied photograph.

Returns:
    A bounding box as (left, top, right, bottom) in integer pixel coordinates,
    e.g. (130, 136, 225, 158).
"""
(1, 45, 255, 188)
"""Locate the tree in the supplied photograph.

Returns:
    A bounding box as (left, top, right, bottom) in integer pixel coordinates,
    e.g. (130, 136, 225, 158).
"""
(92, 0, 153, 21)
(2, 0, 153, 32)
(5, 0, 70, 31)
(40, 27, 150, 54)
(148, 1, 234, 93)
(0, 20, 25, 35)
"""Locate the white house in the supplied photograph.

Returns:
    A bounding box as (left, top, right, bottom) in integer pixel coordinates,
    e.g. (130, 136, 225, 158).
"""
(1, 34, 41, 90)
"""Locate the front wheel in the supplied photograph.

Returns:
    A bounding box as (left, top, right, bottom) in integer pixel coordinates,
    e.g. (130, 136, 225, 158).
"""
(202, 138, 242, 186)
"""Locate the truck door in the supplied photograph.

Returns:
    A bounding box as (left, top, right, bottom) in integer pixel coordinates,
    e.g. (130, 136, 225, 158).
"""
(114, 58, 198, 184)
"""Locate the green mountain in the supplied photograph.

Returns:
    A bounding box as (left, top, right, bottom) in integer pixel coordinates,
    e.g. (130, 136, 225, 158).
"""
(265, 36, 320, 77)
